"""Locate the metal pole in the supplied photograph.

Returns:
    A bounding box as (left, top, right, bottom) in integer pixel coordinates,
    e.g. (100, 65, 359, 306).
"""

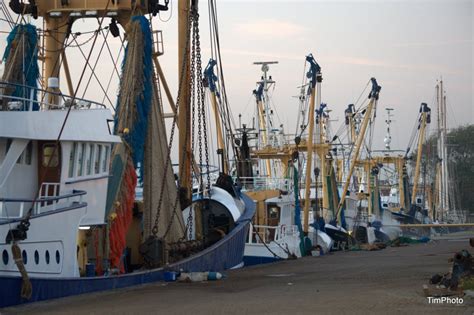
(411, 110, 427, 204)
(178, 0, 192, 208)
(303, 84, 317, 233)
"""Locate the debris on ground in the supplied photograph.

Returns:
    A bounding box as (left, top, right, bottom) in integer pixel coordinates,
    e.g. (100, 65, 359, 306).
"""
(423, 242, 474, 297)
(422, 284, 464, 297)
(360, 243, 387, 251)
(350, 242, 387, 251)
(390, 236, 430, 247)
(177, 271, 223, 282)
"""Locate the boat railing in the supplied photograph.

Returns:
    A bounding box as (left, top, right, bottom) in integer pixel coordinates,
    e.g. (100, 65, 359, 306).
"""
(0, 81, 106, 111)
(37, 182, 61, 210)
(238, 176, 290, 192)
(0, 189, 87, 219)
(247, 223, 299, 244)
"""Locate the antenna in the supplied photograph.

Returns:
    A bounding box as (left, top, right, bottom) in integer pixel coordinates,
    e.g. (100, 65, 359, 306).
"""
(253, 61, 278, 84)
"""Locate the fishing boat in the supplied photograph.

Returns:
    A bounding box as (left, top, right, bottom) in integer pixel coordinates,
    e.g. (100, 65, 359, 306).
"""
(389, 80, 467, 234)
(431, 80, 466, 227)
(236, 61, 304, 265)
(238, 57, 337, 265)
(324, 77, 399, 245)
(0, 0, 254, 307)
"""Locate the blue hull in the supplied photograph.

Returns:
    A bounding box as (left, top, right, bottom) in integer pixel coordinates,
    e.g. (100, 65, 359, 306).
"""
(0, 194, 255, 308)
(243, 256, 280, 266)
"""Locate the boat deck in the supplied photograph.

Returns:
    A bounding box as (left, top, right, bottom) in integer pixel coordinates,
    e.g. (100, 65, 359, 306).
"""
(4, 233, 473, 314)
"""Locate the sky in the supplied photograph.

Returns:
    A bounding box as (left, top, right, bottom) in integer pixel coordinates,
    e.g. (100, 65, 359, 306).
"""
(0, 0, 473, 152)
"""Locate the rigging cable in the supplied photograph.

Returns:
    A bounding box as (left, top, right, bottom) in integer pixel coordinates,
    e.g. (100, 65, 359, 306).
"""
(81, 26, 110, 100)
(72, 34, 115, 109)
(101, 32, 125, 107)
(208, 0, 239, 161)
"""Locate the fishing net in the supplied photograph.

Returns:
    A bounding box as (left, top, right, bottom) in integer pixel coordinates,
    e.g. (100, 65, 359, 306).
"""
(1, 23, 39, 111)
(142, 79, 185, 242)
(108, 16, 184, 271)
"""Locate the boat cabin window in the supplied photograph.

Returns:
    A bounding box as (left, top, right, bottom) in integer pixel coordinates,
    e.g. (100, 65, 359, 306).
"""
(77, 143, 86, 176)
(267, 204, 281, 229)
(67, 141, 110, 179)
(95, 145, 103, 174)
(42, 143, 59, 167)
(87, 144, 95, 175)
(24, 141, 32, 165)
(102, 146, 110, 172)
(68, 143, 77, 178)
(5, 139, 32, 165)
(268, 206, 280, 219)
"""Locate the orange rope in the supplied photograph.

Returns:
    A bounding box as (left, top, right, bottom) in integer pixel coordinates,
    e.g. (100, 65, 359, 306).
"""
(109, 158, 137, 273)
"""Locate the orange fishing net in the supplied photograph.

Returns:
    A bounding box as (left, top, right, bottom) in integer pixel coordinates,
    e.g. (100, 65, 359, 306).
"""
(109, 158, 137, 273)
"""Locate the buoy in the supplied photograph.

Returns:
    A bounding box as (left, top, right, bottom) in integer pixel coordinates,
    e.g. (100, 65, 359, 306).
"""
(177, 271, 223, 282)
(207, 272, 223, 280)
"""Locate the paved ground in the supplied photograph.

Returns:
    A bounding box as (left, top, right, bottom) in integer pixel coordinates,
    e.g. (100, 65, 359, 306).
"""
(3, 237, 474, 315)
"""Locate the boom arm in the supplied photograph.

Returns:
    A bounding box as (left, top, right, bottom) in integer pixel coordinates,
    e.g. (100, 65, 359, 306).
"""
(335, 78, 381, 221)
(411, 103, 431, 204)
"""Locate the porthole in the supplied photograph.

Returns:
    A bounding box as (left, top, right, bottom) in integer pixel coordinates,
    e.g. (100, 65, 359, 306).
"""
(2, 250, 8, 265)
(45, 250, 50, 264)
(55, 250, 60, 264)
(34, 250, 39, 265)
(22, 250, 27, 265)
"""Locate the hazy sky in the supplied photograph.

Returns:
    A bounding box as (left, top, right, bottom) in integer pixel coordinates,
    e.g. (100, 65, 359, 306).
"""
(1, 0, 472, 151)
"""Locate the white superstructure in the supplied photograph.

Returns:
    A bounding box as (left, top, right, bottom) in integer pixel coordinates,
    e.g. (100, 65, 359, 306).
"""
(0, 81, 120, 278)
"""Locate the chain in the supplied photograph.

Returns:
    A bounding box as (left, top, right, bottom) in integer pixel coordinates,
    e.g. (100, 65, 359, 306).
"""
(160, 4, 210, 239)
(187, 206, 193, 240)
(193, 9, 211, 195)
(151, 7, 192, 237)
(190, 7, 197, 190)
(169, 5, 204, 240)
(195, 15, 211, 194)
(196, 6, 203, 196)
(185, 8, 197, 238)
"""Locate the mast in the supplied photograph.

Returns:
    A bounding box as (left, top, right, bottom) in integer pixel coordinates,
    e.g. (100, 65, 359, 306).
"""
(342, 104, 355, 184)
(436, 82, 442, 216)
(318, 105, 328, 213)
(384, 108, 394, 150)
(442, 85, 449, 212)
(344, 104, 356, 145)
(43, 16, 68, 105)
(302, 54, 321, 234)
(204, 59, 228, 173)
(411, 103, 431, 205)
(398, 157, 406, 210)
(335, 78, 381, 219)
(253, 61, 277, 177)
(254, 83, 271, 176)
(258, 61, 277, 147)
(178, 0, 192, 207)
(436, 79, 448, 218)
